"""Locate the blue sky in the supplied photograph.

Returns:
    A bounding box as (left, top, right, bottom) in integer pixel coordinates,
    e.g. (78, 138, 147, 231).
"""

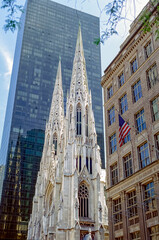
(0, 0, 148, 145)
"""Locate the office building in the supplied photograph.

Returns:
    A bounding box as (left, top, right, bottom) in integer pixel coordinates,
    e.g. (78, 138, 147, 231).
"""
(101, 3, 159, 240)
(0, 0, 103, 239)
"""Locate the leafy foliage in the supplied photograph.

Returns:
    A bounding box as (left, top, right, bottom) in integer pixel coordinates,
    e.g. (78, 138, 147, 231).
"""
(93, 0, 159, 45)
(139, 0, 159, 40)
(1, 0, 159, 43)
(100, 0, 125, 43)
(1, 0, 23, 32)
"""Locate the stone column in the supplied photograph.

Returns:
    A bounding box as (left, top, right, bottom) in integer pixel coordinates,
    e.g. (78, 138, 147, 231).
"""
(121, 191, 129, 239)
(136, 183, 147, 240)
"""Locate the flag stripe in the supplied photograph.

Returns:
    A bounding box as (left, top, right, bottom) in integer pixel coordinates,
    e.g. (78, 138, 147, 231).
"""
(118, 114, 131, 147)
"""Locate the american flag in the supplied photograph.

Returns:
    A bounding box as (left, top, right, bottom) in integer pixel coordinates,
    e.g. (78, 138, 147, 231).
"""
(119, 114, 131, 147)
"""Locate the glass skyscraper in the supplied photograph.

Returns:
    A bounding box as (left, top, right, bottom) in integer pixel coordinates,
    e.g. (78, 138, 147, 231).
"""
(0, 0, 104, 239)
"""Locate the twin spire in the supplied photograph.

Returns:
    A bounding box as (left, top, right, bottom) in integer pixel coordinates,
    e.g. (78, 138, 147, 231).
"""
(49, 24, 89, 125)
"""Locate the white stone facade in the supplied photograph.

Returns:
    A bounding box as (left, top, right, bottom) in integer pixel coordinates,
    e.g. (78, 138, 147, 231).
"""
(27, 26, 108, 240)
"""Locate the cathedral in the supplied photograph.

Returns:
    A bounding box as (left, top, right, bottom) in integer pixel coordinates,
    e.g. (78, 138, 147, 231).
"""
(27, 25, 108, 240)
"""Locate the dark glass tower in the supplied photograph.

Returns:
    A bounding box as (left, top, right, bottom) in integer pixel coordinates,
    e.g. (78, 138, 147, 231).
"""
(0, 0, 104, 239)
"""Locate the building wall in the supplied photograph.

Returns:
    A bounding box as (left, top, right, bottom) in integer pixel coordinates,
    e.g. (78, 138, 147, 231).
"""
(0, 1, 104, 239)
(102, 5, 159, 240)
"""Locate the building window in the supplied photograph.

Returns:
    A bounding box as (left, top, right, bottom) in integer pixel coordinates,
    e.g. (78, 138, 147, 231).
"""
(85, 106, 88, 137)
(149, 225, 159, 240)
(113, 198, 122, 223)
(131, 58, 138, 74)
(90, 157, 92, 174)
(138, 142, 150, 168)
(76, 104, 82, 135)
(110, 133, 117, 154)
(123, 153, 133, 178)
(144, 182, 156, 211)
(79, 155, 81, 172)
(120, 94, 128, 114)
(86, 156, 88, 170)
(76, 155, 82, 172)
(133, 80, 142, 103)
(155, 133, 159, 159)
(111, 163, 118, 186)
(147, 64, 158, 89)
(86, 157, 92, 174)
(69, 105, 73, 124)
(108, 106, 115, 125)
(130, 232, 140, 240)
(53, 133, 57, 155)
(119, 72, 125, 87)
(136, 109, 146, 133)
(127, 190, 137, 218)
(76, 157, 78, 170)
(151, 96, 159, 122)
(107, 85, 113, 99)
(115, 237, 123, 240)
(78, 183, 89, 218)
(145, 41, 152, 59)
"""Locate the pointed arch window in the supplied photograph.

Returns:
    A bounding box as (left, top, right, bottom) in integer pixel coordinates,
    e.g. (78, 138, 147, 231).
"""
(90, 157, 92, 174)
(85, 106, 88, 137)
(53, 133, 57, 155)
(76, 155, 82, 172)
(69, 105, 73, 124)
(78, 183, 89, 218)
(76, 104, 82, 135)
(79, 155, 81, 172)
(85, 156, 92, 174)
(46, 135, 50, 152)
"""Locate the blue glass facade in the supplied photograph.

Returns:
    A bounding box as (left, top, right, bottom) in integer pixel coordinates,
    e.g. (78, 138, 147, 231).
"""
(0, 0, 104, 239)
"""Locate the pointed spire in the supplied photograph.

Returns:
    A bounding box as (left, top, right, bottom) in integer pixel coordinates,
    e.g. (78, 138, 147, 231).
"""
(69, 24, 88, 97)
(75, 23, 84, 57)
(48, 58, 64, 125)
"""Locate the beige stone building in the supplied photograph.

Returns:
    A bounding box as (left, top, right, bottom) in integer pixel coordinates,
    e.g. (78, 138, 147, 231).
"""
(27, 26, 108, 240)
(101, 3, 159, 240)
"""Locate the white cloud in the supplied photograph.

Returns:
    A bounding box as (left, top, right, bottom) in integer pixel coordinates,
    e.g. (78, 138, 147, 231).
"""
(0, 47, 13, 75)
(0, 45, 13, 90)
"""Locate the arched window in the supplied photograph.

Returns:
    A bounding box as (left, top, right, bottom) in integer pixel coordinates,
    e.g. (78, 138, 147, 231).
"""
(78, 183, 89, 218)
(79, 155, 81, 172)
(76, 104, 82, 135)
(76, 155, 81, 172)
(85, 106, 88, 137)
(46, 135, 50, 152)
(69, 105, 73, 124)
(53, 133, 57, 155)
(90, 157, 92, 174)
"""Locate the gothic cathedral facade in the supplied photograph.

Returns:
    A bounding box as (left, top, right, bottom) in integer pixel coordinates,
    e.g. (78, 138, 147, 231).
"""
(27, 25, 108, 240)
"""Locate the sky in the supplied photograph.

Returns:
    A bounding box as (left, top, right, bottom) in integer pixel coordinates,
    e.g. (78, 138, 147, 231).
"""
(0, 0, 149, 146)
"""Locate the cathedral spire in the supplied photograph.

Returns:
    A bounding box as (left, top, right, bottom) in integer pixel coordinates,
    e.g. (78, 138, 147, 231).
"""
(70, 24, 88, 98)
(48, 58, 64, 125)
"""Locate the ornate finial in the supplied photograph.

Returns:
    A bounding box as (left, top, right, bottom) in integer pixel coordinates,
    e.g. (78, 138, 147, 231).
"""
(59, 55, 61, 61)
(79, 21, 81, 26)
